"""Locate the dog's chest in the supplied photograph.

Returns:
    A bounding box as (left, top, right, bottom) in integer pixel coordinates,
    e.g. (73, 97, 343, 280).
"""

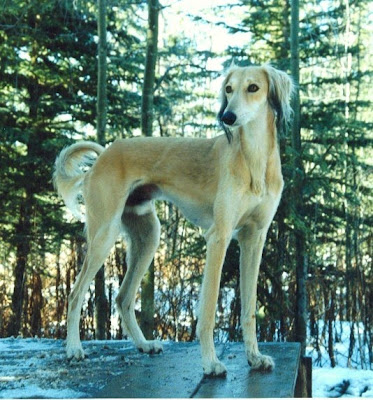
(238, 191, 280, 230)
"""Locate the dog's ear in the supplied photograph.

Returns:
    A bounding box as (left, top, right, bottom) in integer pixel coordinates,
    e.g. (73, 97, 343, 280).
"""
(263, 65, 294, 135)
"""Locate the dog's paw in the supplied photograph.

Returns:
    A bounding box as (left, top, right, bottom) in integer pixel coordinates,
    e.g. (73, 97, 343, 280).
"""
(247, 353, 275, 371)
(203, 360, 227, 378)
(66, 344, 85, 361)
(137, 340, 163, 355)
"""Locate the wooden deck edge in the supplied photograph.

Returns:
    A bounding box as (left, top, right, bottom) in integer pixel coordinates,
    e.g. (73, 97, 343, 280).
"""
(295, 356, 313, 398)
(93, 342, 306, 398)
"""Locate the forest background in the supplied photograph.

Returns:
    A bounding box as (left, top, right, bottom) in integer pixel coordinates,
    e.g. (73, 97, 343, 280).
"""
(0, 0, 371, 372)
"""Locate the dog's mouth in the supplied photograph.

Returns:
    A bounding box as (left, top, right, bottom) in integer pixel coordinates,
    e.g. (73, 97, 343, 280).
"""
(221, 111, 251, 128)
(219, 117, 233, 143)
(219, 110, 254, 142)
(218, 112, 233, 143)
(224, 110, 256, 128)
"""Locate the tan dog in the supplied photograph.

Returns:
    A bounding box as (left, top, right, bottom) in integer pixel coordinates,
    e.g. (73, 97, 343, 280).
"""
(53, 64, 293, 377)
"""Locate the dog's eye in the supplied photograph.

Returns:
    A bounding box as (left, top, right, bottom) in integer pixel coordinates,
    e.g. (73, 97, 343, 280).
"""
(248, 84, 259, 93)
(225, 85, 233, 94)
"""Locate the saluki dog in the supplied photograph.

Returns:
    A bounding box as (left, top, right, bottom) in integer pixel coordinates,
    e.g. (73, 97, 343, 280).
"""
(53, 64, 293, 377)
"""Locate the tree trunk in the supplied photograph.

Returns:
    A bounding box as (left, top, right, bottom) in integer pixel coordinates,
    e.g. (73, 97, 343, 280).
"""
(7, 51, 40, 336)
(141, 263, 155, 339)
(141, 0, 159, 138)
(140, 0, 159, 340)
(55, 248, 65, 339)
(30, 268, 43, 337)
(94, 0, 108, 340)
(290, 0, 307, 356)
(97, 0, 107, 146)
(327, 292, 336, 367)
(7, 199, 32, 336)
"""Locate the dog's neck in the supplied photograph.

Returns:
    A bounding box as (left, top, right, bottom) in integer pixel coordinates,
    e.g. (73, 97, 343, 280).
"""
(237, 104, 276, 195)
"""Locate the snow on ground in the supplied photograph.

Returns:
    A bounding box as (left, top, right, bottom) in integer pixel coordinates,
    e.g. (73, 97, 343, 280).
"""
(306, 321, 372, 398)
(313, 367, 373, 398)
(0, 336, 372, 398)
(310, 356, 373, 398)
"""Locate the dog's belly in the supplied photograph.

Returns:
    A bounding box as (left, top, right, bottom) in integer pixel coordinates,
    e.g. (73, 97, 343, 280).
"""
(165, 195, 214, 229)
(180, 204, 213, 229)
(124, 184, 213, 229)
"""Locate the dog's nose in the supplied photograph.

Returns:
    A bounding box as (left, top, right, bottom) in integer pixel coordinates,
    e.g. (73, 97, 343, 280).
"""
(221, 111, 237, 126)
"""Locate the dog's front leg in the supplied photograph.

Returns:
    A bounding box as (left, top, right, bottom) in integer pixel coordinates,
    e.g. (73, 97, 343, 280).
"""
(197, 226, 231, 377)
(237, 225, 275, 371)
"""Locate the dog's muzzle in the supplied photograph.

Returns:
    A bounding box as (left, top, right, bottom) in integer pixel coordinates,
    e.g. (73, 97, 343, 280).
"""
(221, 111, 237, 126)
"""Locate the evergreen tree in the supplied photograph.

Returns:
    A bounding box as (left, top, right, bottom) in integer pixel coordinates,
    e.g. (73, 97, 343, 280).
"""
(0, 0, 97, 336)
(95, 0, 109, 340)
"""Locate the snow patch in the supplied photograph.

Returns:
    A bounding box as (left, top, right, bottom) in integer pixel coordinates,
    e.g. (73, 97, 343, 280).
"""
(313, 367, 373, 398)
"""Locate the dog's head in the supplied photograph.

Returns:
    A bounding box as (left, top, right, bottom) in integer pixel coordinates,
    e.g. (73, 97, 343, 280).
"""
(218, 64, 294, 142)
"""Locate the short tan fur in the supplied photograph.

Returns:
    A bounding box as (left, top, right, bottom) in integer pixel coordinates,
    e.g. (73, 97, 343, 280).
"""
(53, 64, 293, 376)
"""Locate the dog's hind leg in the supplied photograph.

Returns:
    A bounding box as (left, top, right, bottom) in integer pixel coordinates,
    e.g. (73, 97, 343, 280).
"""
(237, 224, 275, 371)
(116, 203, 162, 354)
(65, 168, 125, 360)
(66, 218, 120, 359)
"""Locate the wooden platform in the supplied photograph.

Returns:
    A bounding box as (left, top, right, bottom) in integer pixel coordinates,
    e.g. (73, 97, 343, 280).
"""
(94, 342, 310, 398)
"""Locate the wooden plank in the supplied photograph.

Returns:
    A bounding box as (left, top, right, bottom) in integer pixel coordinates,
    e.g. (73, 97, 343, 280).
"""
(194, 343, 301, 398)
(95, 342, 223, 398)
(94, 342, 301, 398)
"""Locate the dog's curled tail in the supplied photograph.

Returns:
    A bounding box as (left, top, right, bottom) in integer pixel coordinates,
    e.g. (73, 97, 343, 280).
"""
(53, 141, 104, 219)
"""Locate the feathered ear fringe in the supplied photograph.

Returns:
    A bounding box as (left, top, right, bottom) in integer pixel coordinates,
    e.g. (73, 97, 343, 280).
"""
(263, 64, 295, 136)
